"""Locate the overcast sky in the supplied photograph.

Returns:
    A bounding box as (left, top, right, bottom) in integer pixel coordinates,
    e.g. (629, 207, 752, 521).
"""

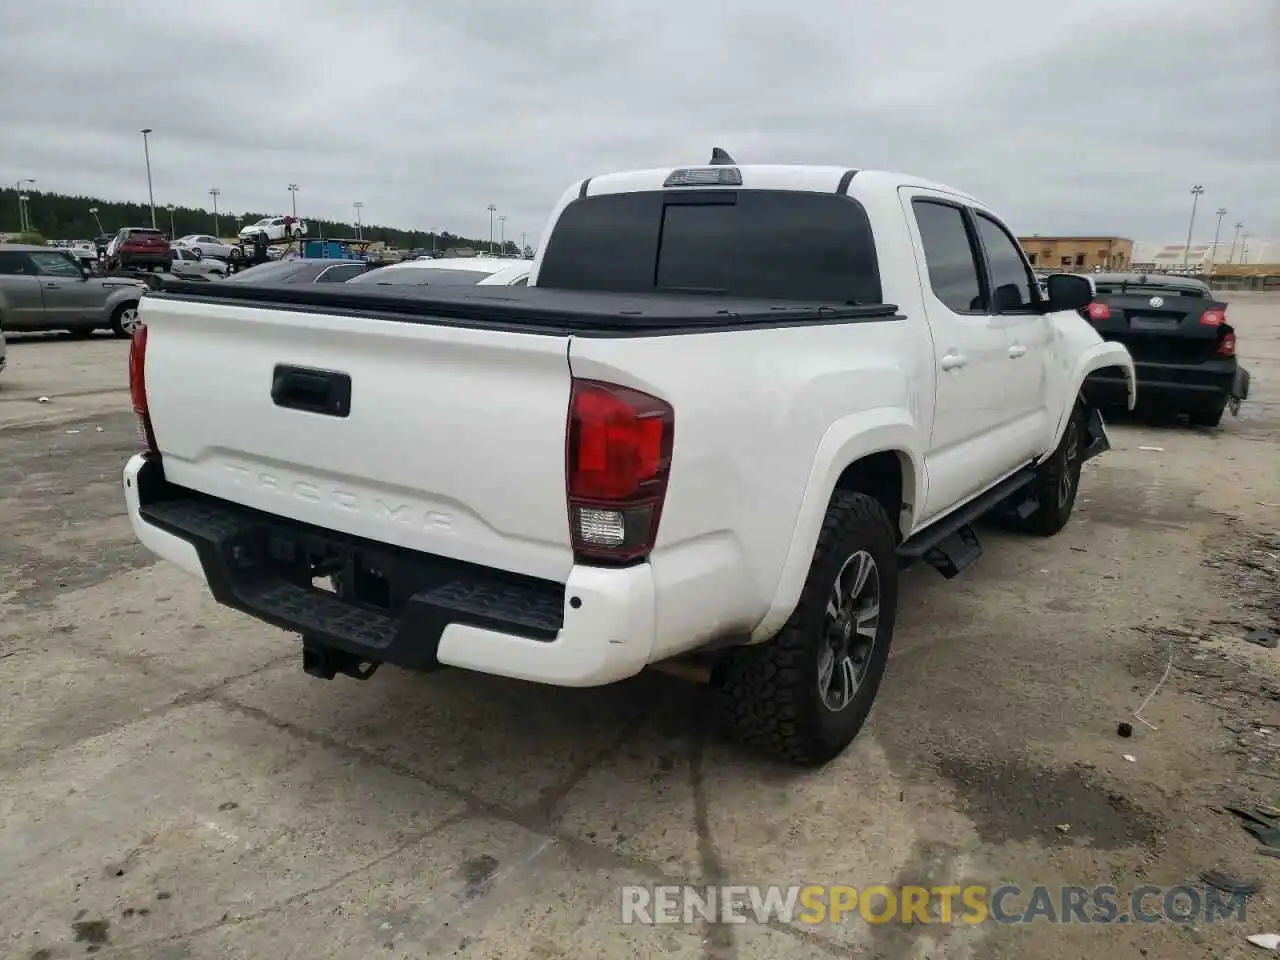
(2, 0, 1276, 245)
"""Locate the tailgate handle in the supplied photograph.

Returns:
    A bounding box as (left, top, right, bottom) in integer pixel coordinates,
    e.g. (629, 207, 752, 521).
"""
(271, 365, 352, 418)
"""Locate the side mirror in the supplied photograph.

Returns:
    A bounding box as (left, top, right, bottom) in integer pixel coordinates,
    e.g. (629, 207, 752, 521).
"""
(1044, 273, 1094, 312)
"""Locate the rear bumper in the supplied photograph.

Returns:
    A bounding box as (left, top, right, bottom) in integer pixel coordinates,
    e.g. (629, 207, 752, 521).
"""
(123, 454, 655, 686)
(118, 250, 171, 266)
(1086, 358, 1242, 412)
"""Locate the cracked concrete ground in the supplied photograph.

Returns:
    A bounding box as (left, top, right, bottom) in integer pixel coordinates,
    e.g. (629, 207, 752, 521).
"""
(0, 300, 1277, 959)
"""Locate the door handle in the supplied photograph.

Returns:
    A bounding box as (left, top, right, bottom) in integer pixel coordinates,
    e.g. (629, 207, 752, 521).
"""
(1008, 344, 1027, 359)
(42, 282, 60, 289)
(940, 352, 967, 371)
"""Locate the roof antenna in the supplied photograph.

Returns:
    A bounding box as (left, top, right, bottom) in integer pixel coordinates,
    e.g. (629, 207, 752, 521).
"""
(709, 147, 736, 165)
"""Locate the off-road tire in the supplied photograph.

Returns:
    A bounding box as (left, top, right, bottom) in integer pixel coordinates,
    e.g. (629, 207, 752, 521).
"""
(715, 491, 899, 766)
(1016, 401, 1085, 537)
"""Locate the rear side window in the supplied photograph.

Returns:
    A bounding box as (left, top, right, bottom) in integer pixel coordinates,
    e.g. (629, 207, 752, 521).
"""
(912, 200, 984, 314)
(538, 190, 883, 304)
(0, 251, 35, 275)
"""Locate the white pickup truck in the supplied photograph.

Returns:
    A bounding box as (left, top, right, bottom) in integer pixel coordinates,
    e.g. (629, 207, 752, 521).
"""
(123, 154, 1135, 764)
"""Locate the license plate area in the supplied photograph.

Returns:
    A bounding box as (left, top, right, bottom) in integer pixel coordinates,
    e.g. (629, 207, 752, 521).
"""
(259, 528, 397, 613)
(1127, 313, 1181, 331)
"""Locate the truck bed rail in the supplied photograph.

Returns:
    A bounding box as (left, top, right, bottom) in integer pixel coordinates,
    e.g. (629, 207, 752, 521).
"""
(149, 279, 902, 337)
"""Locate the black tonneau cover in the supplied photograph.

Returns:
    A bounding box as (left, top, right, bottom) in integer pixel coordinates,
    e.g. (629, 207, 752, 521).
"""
(149, 278, 900, 336)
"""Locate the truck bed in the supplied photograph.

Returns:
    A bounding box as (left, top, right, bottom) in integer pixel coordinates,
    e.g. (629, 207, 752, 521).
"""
(151, 279, 901, 336)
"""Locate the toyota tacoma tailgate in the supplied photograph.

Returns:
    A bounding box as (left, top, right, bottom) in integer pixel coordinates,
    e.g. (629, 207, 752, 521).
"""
(139, 288, 576, 582)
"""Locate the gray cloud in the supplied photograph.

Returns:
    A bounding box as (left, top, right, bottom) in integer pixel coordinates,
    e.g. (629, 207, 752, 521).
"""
(1, 0, 1275, 244)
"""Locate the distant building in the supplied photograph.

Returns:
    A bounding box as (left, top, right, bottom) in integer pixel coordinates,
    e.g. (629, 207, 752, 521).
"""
(1130, 239, 1278, 274)
(1017, 236, 1133, 272)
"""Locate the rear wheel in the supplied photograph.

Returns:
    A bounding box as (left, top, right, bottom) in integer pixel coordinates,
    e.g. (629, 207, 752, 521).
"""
(716, 491, 898, 765)
(1016, 401, 1084, 537)
(110, 302, 141, 339)
(190, 247, 203, 259)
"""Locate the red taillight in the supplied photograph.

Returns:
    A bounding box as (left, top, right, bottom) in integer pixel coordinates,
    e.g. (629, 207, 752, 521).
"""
(1200, 308, 1227, 326)
(1086, 302, 1111, 322)
(128, 325, 158, 454)
(1217, 331, 1236, 357)
(566, 379, 674, 563)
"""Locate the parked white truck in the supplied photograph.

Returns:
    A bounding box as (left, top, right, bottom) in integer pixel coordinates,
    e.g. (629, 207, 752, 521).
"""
(123, 154, 1135, 764)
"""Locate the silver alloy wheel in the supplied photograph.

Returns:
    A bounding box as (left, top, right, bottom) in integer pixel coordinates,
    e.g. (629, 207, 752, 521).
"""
(118, 307, 141, 335)
(1059, 420, 1080, 507)
(819, 549, 880, 712)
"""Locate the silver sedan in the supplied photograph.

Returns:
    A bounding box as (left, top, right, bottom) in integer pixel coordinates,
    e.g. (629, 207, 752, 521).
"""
(173, 234, 239, 261)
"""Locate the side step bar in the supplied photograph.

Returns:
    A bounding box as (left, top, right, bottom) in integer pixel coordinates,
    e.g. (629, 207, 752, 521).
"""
(896, 467, 1038, 578)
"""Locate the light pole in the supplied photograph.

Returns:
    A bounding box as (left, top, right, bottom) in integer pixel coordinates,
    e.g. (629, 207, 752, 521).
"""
(1228, 221, 1243, 263)
(431, 229, 438, 255)
(208, 188, 221, 236)
(18, 195, 30, 234)
(1182, 184, 1204, 268)
(140, 129, 156, 228)
(288, 183, 299, 219)
(499, 215, 507, 254)
(353, 202, 363, 240)
(487, 204, 496, 254)
(1241, 233, 1250, 265)
(521, 231, 527, 256)
(13, 178, 34, 232)
(1209, 207, 1227, 271)
(88, 206, 104, 235)
(166, 204, 176, 240)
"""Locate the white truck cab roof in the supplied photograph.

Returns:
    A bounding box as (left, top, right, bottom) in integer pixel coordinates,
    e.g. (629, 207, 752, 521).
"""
(581, 165, 978, 204)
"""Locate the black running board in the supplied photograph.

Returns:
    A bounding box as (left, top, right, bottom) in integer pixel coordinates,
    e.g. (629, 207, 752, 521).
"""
(896, 468, 1038, 577)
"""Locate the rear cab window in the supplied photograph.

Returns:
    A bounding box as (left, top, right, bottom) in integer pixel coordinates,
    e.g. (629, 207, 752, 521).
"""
(537, 190, 883, 305)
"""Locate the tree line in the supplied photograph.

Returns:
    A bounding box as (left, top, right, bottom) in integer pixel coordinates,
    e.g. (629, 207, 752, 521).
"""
(0, 187, 524, 256)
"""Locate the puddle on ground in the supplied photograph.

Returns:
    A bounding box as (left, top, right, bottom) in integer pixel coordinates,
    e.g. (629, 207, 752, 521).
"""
(935, 755, 1160, 849)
